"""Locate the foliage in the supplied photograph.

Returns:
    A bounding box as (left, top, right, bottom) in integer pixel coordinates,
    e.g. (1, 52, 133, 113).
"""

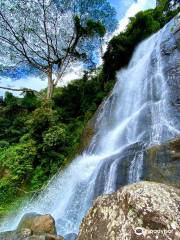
(42, 124, 68, 150)
(0, 140, 9, 148)
(28, 106, 58, 140)
(0, 141, 36, 182)
(103, 1, 179, 82)
(157, 0, 179, 11)
(0, 68, 115, 215)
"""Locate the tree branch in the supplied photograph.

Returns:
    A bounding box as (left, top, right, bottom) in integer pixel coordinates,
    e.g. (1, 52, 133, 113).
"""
(0, 86, 42, 97)
(0, 11, 47, 72)
(42, 0, 51, 63)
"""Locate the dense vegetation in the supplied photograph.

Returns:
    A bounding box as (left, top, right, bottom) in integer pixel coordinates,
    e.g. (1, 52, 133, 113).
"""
(0, 0, 179, 218)
(0, 72, 114, 217)
(103, 1, 180, 82)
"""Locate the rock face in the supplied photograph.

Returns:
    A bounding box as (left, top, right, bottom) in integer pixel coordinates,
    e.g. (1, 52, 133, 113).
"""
(78, 98, 106, 154)
(77, 14, 180, 193)
(77, 181, 180, 240)
(80, 137, 180, 202)
(143, 137, 180, 188)
(0, 228, 32, 240)
(0, 213, 63, 240)
(17, 213, 57, 235)
(78, 117, 95, 153)
(173, 16, 180, 48)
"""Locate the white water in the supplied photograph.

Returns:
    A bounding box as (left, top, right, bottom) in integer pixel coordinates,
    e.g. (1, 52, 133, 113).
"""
(0, 18, 180, 236)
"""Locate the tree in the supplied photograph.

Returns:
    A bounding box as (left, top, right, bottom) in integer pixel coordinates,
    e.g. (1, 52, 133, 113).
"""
(156, 0, 179, 11)
(0, 0, 117, 98)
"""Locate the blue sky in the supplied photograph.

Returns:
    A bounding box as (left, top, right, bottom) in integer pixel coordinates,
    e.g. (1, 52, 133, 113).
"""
(109, 0, 156, 20)
(110, 0, 136, 19)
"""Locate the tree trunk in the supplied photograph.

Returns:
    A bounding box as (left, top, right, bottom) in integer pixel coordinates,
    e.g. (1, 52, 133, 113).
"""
(47, 67, 54, 99)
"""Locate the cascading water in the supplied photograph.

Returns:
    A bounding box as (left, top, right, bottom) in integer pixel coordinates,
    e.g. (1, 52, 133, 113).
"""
(0, 16, 179, 237)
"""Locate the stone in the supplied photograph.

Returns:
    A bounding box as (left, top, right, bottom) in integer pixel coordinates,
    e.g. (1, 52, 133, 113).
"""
(27, 234, 64, 240)
(0, 227, 64, 240)
(0, 213, 64, 240)
(17, 212, 57, 235)
(78, 111, 96, 153)
(77, 181, 180, 240)
(78, 94, 110, 153)
(0, 231, 17, 240)
(173, 14, 180, 48)
(0, 228, 32, 240)
(18, 228, 32, 238)
(143, 137, 180, 188)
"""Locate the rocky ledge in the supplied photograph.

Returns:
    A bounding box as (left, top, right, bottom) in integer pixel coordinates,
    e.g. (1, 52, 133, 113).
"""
(0, 213, 63, 240)
(143, 137, 180, 188)
(1, 181, 179, 240)
(77, 181, 180, 240)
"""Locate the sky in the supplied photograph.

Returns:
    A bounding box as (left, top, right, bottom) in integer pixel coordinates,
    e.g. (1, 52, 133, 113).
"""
(0, 0, 156, 97)
(112, 0, 156, 35)
(110, 0, 136, 18)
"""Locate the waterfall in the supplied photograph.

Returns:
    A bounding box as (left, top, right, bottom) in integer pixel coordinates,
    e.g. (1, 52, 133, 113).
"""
(0, 17, 179, 237)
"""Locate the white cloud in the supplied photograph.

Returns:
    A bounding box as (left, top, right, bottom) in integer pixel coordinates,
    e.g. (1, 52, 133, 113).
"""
(57, 62, 84, 87)
(0, 62, 84, 97)
(0, 75, 46, 97)
(113, 0, 156, 35)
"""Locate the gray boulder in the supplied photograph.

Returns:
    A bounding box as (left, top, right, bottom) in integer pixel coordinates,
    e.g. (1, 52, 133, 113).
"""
(0, 213, 63, 240)
(77, 181, 180, 240)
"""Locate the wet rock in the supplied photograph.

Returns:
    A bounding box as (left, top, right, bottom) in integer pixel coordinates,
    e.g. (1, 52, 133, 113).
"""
(17, 212, 57, 235)
(0, 229, 64, 240)
(20, 228, 32, 238)
(78, 94, 111, 153)
(77, 181, 180, 240)
(89, 142, 145, 200)
(0, 213, 64, 240)
(0, 231, 14, 240)
(173, 14, 180, 48)
(78, 118, 95, 153)
(143, 137, 180, 188)
(64, 233, 77, 240)
(27, 234, 64, 240)
(173, 98, 180, 107)
(0, 228, 32, 240)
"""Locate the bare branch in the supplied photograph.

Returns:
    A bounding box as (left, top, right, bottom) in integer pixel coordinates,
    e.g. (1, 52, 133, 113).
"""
(42, 0, 51, 63)
(0, 10, 47, 72)
(0, 86, 42, 97)
(0, 0, 112, 98)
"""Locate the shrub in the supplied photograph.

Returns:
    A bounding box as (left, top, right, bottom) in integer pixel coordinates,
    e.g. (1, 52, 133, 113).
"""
(103, 5, 179, 81)
(0, 140, 9, 149)
(0, 141, 36, 182)
(28, 107, 58, 140)
(42, 124, 69, 150)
